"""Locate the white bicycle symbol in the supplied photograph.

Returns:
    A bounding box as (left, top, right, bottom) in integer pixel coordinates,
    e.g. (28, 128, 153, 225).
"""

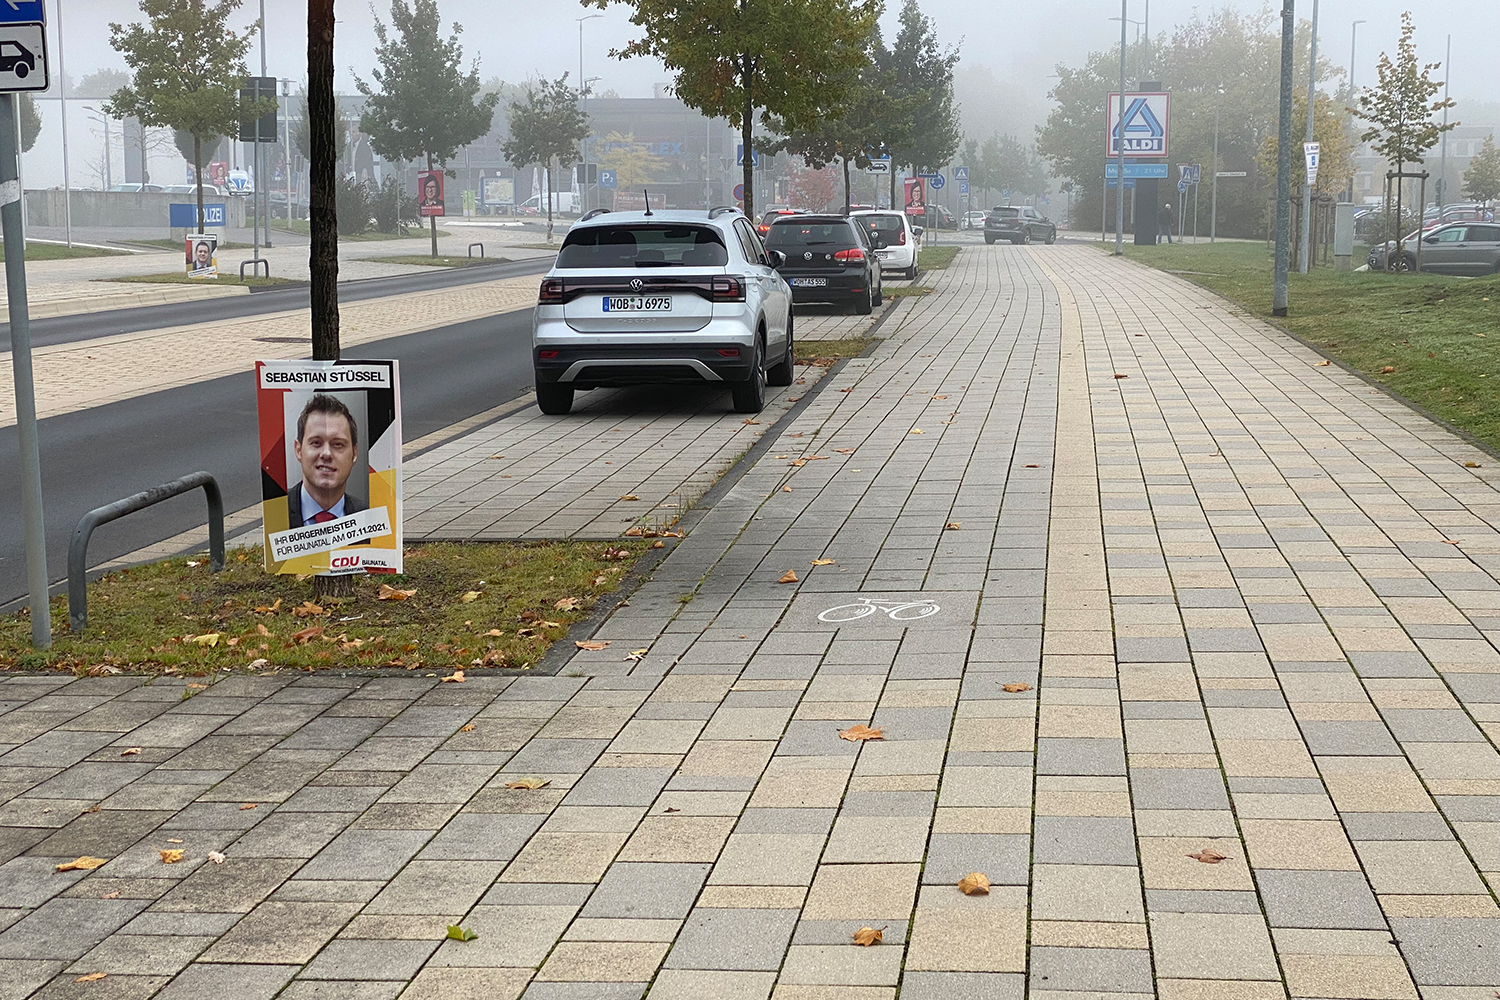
(818, 598, 942, 623)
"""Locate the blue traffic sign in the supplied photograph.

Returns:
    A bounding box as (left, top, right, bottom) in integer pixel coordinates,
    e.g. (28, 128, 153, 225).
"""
(1105, 178, 1137, 189)
(959, 181, 969, 194)
(736, 144, 759, 168)
(928, 174, 945, 190)
(953, 166, 968, 180)
(598, 169, 617, 190)
(1178, 178, 1190, 193)
(0, 1, 45, 24)
(1106, 163, 1169, 179)
(169, 203, 226, 228)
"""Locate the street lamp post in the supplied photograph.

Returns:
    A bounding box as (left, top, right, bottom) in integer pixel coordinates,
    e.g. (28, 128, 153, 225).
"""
(1113, 0, 1128, 254)
(1438, 34, 1450, 208)
(56, 0, 72, 247)
(1347, 19, 1365, 204)
(1298, 0, 1319, 274)
(1273, 0, 1296, 316)
(258, 0, 270, 249)
(577, 13, 603, 212)
(83, 107, 113, 190)
(1211, 86, 1221, 242)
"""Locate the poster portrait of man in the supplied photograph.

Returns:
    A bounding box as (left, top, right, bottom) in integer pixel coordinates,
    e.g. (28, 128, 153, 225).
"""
(185, 234, 218, 278)
(286, 394, 368, 528)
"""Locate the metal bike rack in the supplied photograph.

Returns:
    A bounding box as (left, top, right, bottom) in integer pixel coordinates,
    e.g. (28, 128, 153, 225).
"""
(467, 242, 485, 258)
(69, 472, 225, 633)
(240, 258, 271, 280)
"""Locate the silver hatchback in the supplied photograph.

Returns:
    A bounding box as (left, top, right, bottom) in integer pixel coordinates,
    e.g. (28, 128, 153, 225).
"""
(1370, 223, 1500, 275)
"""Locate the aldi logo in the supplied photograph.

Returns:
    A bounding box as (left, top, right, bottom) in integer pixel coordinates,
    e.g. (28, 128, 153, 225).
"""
(1107, 92, 1170, 158)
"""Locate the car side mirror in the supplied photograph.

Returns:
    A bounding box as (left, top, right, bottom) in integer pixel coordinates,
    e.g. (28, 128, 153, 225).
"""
(766, 250, 786, 267)
(1423, 235, 1439, 244)
(912, 225, 923, 237)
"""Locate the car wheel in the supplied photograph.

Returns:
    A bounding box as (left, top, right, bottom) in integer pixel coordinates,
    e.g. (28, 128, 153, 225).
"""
(731, 338, 767, 413)
(984, 236, 995, 245)
(1045, 229, 1056, 245)
(1021, 229, 1032, 245)
(535, 382, 573, 415)
(854, 286, 873, 315)
(766, 317, 794, 387)
(906, 264, 918, 280)
(872, 270, 883, 306)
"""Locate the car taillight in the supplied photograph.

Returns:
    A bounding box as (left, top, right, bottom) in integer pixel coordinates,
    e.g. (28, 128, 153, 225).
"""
(539, 278, 564, 304)
(717, 348, 740, 357)
(538, 350, 560, 359)
(834, 247, 865, 262)
(897, 230, 906, 246)
(757, 225, 770, 234)
(711, 277, 745, 302)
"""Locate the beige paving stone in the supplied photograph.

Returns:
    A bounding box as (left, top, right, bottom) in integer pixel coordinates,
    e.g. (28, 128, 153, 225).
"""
(1378, 893, 1500, 918)
(802, 863, 921, 920)
(847, 775, 939, 792)
(697, 885, 808, 909)
(1150, 912, 1279, 981)
(931, 807, 1032, 833)
(499, 831, 629, 882)
(778, 945, 905, 986)
(1240, 819, 1361, 871)
(708, 833, 826, 885)
(1139, 837, 1254, 891)
(535, 940, 670, 981)
(617, 815, 736, 862)
(1030, 919, 1149, 949)
(1281, 954, 1417, 999)
(1032, 789, 1133, 817)
(1127, 753, 1220, 769)
(1037, 704, 1123, 738)
(650, 969, 776, 1000)
(947, 717, 1034, 752)
(1032, 864, 1144, 922)
(540, 806, 648, 834)
(1133, 810, 1240, 838)
(563, 918, 682, 941)
(399, 967, 533, 1000)
(1355, 839, 1489, 894)
(749, 765, 852, 808)
(770, 987, 893, 1000)
(1320, 762, 1436, 813)
(1156, 981, 1284, 1000)
(905, 890, 1027, 972)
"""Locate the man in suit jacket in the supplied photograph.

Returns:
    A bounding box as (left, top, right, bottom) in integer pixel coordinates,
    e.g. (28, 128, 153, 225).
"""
(287, 394, 368, 528)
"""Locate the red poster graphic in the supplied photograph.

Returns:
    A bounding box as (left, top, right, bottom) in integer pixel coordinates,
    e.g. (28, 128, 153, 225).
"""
(418, 170, 445, 218)
(904, 177, 926, 217)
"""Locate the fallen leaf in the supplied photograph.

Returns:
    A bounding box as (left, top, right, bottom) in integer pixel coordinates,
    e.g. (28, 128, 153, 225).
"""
(1024, 464, 1039, 468)
(377, 585, 416, 601)
(1002, 682, 1032, 693)
(1315, 360, 1331, 366)
(575, 640, 611, 651)
(664, 807, 681, 813)
(1443, 539, 1461, 545)
(446, 924, 479, 942)
(834, 448, 854, 454)
(291, 601, 326, 618)
(743, 419, 761, 425)
(838, 724, 885, 742)
(1187, 849, 1229, 864)
(120, 747, 141, 756)
(853, 926, 884, 946)
(945, 522, 961, 530)
(239, 803, 257, 811)
(958, 871, 991, 895)
(75, 973, 108, 983)
(458, 591, 482, 603)
(255, 624, 270, 637)
(624, 526, 644, 536)
(932, 394, 948, 399)
(440, 670, 465, 683)
(1465, 462, 1481, 468)
(485, 629, 505, 637)
(253, 598, 282, 614)
(207, 851, 226, 865)
(620, 494, 640, 501)
(652, 540, 666, 548)
(1381, 366, 1395, 374)
(839, 386, 854, 392)
(782, 485, 793, 493)
(291, 625, 324, 645)
(778, 569, 799, 584)
(910, 428, 925, 434)
(166, 838, 183, 844)
(1113, 373, 1128, 379)
(55, 856, 108, 872)
(460, 724, 476, 732)
(556, 597, 580, 611)
(811, 559, 836, 566)
(191, 633, 221, 647)
(505, 777, 551, 790)
(624, 648, 649, 661)
(158, 849, 185, 864)
(100, 891, 120, 899)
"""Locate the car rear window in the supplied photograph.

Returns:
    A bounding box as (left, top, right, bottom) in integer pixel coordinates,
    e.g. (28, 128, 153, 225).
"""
(764, 221, 856, 247)
(557, 225, 729, 268)
(991, 208, 1020, 219)
(859, 213, 906, 234)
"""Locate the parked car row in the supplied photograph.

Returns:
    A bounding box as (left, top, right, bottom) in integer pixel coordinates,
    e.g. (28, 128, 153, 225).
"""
(1368, 222, 1500, 275)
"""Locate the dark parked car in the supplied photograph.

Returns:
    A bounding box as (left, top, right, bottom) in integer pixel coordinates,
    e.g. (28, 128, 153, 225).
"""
(1369, 223, 1500, 275)
(765, 214, 884, 314)
(984, 205, 1057, 245)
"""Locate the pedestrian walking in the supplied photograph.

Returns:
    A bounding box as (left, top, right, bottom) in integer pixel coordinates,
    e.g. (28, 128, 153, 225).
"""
(1158, 202, 1174, 244)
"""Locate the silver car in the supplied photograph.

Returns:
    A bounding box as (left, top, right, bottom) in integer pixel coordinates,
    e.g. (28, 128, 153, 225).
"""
(1370, 222, 1500, 275)
(532, 208, 795, 415)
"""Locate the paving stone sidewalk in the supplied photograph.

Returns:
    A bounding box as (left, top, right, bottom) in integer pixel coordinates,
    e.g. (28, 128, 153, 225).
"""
(5, 245, 1500, 999)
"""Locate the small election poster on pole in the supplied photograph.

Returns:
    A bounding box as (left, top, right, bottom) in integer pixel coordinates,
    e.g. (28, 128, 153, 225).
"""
(257, 360, 404, 577)
(185, 234, 218, 278)
(417, 170, 445, 217)
(1303, 142, 1321, 186)
(904, 177, 926, 217)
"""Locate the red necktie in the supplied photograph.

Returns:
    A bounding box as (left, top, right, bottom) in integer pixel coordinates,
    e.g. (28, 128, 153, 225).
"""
(311, 511, 336, 524)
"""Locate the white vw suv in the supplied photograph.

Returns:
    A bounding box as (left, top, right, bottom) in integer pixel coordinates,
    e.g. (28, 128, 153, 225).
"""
(532, 208, 795, 415)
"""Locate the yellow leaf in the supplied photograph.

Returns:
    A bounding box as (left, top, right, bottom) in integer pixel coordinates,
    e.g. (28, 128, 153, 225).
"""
(778, 569, 799, 584)
(159, 849, 185, 864)
(377, 585, 416, 601)
(743, 419, 761, 425)
(191, 633, 221, 647)
(852, 926, 883, 946)
(811, 559, 836, 566)
(505, 777, 551, 790)
(458, 591, 482, 603)
(292, 601, 326, 618)
(485, 629, 506, 637)
(75, 973, 108, 983)
(620, 494, 641, 501)
(945, 522, 961, 530)
(440, 670, 465, 683)
(1315, 360, 1331, 366)
(838, 724, 884, 742)
(55, 856, 108, 872)
(1465, 462, 1481, 468)
(575, 640, 610, 651)
(254, 598, 282, 614)
(239, 803, 257, 810)
(459, 724, 476, 732)
(556, 597, 580, 610)
(910, 428, 924, 434)
(782, 486, 793, 493)
(625, 648, 649, 661)
(1002, 682, 1032, 693)
(958, 871, 991, 895)
(120, 747, 141, 756)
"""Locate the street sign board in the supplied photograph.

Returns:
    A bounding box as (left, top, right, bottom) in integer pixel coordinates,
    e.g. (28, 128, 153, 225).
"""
(1304, 142, 1320, 185)
(599, 168, 617, 189)
(1178, 178, 1190, 193)
(1001, 188, 1010, 199)
(733, 183, 745, 202)
(928, 174, 945, 190)
(736, 144, 759, 167)
(1106, 92, 1170, 158)
(1105, 178, 1137, 189)
(169, 203, 227, 228)
(238, 76, 278, 143)
(0, 2, 45, 24)
(865, 159, 890, 174)
(1187, 163, 1201, 184)
(1215, 171, 1247, 178)
(953, 166, 968, 180)
(1106, 163, 1169, 179)
(0, 23, 46, 92)
(959, 181, 969, 194)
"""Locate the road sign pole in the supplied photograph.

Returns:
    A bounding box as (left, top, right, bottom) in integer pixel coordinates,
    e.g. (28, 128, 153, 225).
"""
(1114, 0, 1127, 255)
(54, 0, 70, 248)
(0, 93, 51, 649)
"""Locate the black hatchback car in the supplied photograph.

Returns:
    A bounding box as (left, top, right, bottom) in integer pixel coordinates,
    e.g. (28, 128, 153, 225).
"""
(765, 215, 884, 314)
(984, 205, 1057, 245)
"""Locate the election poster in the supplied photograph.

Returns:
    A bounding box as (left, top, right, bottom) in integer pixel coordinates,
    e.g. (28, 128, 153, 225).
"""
(185, 234, 218, 279)
(256, 359, 403, 577)
(418, 169, 445, 217)
(904, 177, 927, 217)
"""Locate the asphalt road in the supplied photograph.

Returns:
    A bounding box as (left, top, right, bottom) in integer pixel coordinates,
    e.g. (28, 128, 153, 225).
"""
(0, 303, 539, 609)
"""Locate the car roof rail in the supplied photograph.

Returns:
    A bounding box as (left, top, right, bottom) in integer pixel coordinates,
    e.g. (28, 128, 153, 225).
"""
(708, 205, 741, 218)
(578, 208, 610, 222)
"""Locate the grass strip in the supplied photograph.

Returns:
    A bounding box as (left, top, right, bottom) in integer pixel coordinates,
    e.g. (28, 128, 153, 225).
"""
(364, 254, 511, 268)
(884, 285, 933, 297)
(0, 242, 129, 260)
(918, 246, 961, 270)
(1, 541, 651, 675)
(795, 337, 871, 365)
(1121, 241, 1500, 452)
(103, 272, 304, 288)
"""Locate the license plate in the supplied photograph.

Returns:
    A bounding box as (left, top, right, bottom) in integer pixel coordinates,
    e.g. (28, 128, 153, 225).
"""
(791, 277, 828, 287)
(602, 295, 672, 312)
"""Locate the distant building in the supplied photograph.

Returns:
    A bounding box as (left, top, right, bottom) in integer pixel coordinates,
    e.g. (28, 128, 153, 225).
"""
(1352, 123, 1498, 206)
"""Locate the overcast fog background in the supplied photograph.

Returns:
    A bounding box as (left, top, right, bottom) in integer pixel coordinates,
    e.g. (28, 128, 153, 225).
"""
(24, 0, 1500, 188)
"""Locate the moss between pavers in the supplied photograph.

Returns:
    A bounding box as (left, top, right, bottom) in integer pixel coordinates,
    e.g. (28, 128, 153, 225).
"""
(0, 541, 651, 675)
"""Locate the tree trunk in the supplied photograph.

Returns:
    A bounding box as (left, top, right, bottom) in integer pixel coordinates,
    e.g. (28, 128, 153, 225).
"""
(427, 153, 438, 257)
(546, 157, 554, 242)
(194, 135, 204, 232)
(1393, 158, 1404, 272)
(741, 55, 755, 220)
(842, 156, 851, 212)
(140, 124, 149, 186)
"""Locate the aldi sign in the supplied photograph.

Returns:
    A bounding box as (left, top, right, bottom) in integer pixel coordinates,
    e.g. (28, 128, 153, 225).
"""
(1106, 92, 1170, 158)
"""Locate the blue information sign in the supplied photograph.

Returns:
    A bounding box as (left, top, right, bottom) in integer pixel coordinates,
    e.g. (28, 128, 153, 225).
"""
(169, 203, 226, 228)
(0, 1, 45, 24)
(1105, 163, 1170, 179)
(598, 169, 617, 190)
